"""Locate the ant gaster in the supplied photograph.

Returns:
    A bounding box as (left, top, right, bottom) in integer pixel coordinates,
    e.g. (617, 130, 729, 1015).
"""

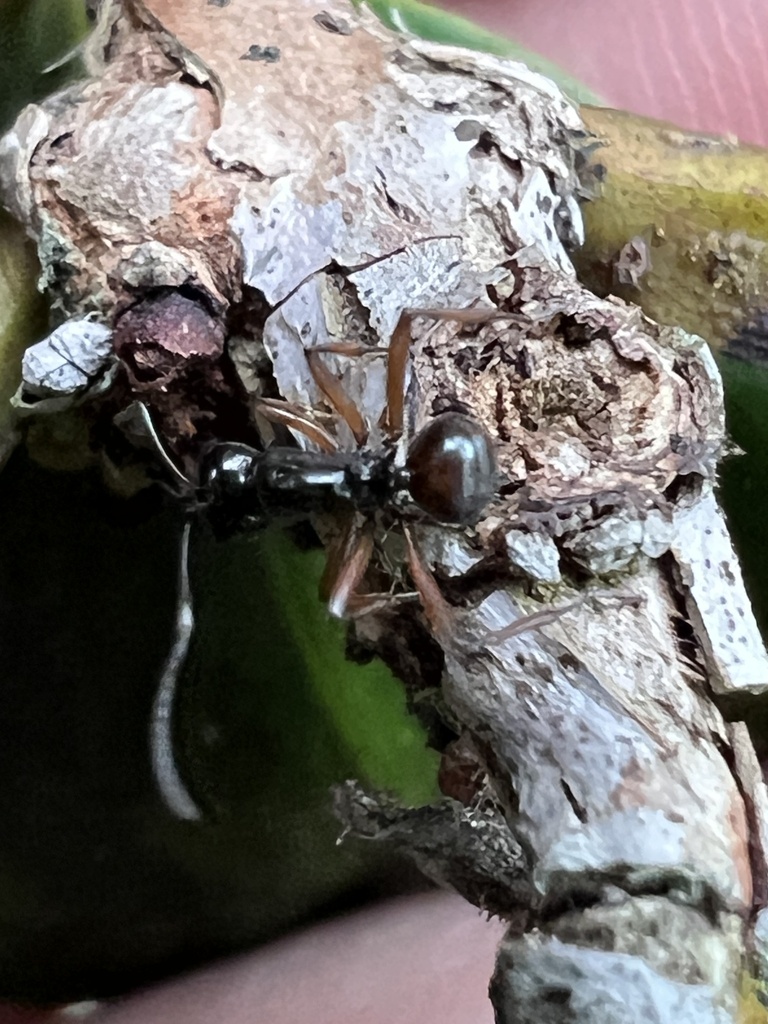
(142, 306, 501, 820)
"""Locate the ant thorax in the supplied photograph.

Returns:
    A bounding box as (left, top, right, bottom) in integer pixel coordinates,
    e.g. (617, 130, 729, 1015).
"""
(334, 443, 408, 515)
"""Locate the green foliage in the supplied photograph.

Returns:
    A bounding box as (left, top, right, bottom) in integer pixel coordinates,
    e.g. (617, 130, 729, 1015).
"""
(718, 356, 768, 633)
(263, 530, 439, 803)
(0, 459, 433, 1001)
(0, 0, 89, 130)
(0, 209, 47, 462)
(0, 0, 441, 998)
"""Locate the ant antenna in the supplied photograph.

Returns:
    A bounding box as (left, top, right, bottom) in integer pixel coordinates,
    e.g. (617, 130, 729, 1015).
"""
(150, 517, 203, 821)
(118, 402, 202, 817)
(134, 402, 192, 492)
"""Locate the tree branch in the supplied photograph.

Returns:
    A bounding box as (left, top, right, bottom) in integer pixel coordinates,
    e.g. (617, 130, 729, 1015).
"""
(2, 1, 766, 1019)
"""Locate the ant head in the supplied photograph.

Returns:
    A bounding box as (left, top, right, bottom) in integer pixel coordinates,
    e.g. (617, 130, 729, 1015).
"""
(199, 442, 264, 538)
(405, 412, 497, 525)
(201, 443, 259, 502)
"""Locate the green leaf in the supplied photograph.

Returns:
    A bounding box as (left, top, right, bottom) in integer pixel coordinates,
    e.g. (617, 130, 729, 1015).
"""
(263, 529, 440, 804)
(0, 210, 47, 464)
(0, 0, 89, 131)
(718, 355, 768, 633)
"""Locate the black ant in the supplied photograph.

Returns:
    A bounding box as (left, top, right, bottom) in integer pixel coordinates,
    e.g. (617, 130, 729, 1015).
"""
(143, 306, 501, 614)
(137, 305, 502, 819)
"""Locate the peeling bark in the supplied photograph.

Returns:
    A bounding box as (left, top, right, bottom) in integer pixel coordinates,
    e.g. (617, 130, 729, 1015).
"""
(1, 1, 767, 1020)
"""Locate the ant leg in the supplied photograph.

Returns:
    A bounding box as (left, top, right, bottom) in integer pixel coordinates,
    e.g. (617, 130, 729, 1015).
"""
(404, 523, 576, 644)
(383, 305, 523, 440)
(322, 518, 417, 619)
(254, 397, 340, 453)
(403, 525, 455, 637)
(406, 306, 524, 326)
(383, 310, 414, 441)
(404, 525, 574, 645)
(309, 304, 511, 445)
(342, 590, 417, 619)
(321, 514, 376, 620)
(150, 518, 203, 822)
(404, 522, 578, 643)
(307, 350, 369, 447)
(128, 402, 193, 493)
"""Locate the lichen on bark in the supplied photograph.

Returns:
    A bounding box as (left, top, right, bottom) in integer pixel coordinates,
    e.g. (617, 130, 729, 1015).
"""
(1, 1, 767, 1020)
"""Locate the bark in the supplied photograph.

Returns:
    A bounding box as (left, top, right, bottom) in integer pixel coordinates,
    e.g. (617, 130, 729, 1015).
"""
(2, 1, 767, 1020)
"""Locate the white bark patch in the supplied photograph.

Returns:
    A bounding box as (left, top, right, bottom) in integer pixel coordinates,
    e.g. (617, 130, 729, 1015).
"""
(13, 320, 115, 413)
(671, 490, 768, 695)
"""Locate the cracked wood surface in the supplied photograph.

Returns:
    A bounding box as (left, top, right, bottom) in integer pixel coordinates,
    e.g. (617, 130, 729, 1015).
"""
(2, 1, 767, 1020)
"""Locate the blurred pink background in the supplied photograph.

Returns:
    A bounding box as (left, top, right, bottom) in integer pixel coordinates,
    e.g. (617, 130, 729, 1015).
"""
(443, 0, 768, 145)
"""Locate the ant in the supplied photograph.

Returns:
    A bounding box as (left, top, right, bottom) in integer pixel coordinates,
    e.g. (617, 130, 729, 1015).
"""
(142, 305, 501, 616)
(137, 305, 502, 819)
